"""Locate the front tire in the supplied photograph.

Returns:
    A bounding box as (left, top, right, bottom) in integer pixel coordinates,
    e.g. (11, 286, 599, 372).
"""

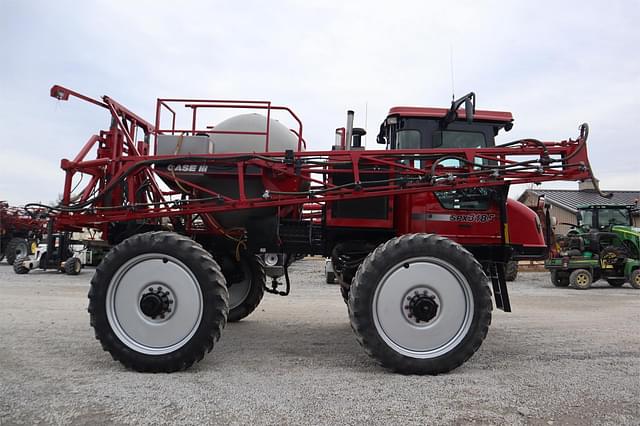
(88, 232, 229, 372)
(630, 270, 640, 289)
(64, 257, 82, 275)
(349, 234, 492, 375)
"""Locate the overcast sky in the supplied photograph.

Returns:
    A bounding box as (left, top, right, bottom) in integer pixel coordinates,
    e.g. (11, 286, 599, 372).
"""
(1, 0, 638, 206)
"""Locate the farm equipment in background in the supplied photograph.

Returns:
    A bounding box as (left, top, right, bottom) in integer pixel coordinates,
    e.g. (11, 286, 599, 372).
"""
(0, 201, 47, 265)
(12, 224, 109, 275)
(25, 84, 605, 374)
(545, 204, 640, 289)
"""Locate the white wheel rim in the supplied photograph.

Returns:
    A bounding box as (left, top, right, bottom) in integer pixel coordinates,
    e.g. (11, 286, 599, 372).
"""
(372, 256, 474, 358)
(106, 253, 203, 355)
(228, 260, 252, 310)
(15, 241, 28, 257)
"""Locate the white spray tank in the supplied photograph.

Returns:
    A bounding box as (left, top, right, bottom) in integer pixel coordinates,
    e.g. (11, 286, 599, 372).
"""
(156, 113, 304, 228)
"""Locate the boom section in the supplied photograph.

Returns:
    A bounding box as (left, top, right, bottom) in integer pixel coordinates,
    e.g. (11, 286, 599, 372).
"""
(53, 129, 595, 227)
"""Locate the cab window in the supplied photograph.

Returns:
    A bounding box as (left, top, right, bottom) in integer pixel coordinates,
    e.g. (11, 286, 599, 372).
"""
(433, 131, 486, 168)
(396, 129, 421, 149)
(580, 210, 593, 228)
(435, 188, 493, 210)
(598, 209, 631, 227)
(433, 130, 486, 149)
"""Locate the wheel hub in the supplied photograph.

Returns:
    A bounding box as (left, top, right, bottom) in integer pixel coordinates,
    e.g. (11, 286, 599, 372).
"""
(404, 290, 439, 324)
(139, 286, 173, 320)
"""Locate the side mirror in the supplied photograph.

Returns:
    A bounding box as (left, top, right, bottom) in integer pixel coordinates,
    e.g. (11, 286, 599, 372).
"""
(464, 98, 474, 124)
(576, 211, 582, 224)
(441, 92, 475, 129)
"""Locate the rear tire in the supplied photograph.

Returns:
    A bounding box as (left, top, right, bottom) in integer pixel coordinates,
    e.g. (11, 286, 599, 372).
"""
(349, 233, 492, 375)
(13, 255, 30, 274)
(88, 231, 229, 372)
(569, 269, 592, 290)
(219, 254, 265, 323)
(550, 271, 570, 287)
(6, 238, 29, 265)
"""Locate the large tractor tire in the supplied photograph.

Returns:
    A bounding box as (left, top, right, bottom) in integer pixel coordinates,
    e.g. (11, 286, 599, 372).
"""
(218, 254, 265, 323)
(630, 270, 640, 289)
(504, 261, 518, 282)
(550, 271, 570, 287)
(13, 255, 30, 274)
(569, 269, 593, 290)
(88, 232, 229, 372)
(5, 237, 29, 265)
(349, 233, 492, 375)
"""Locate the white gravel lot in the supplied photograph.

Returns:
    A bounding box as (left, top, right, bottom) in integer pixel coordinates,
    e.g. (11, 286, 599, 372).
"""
(0, 259, 639, 425)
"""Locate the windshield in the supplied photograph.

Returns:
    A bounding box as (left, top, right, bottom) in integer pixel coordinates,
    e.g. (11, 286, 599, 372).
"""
(433, 130, 487, 168)
(433, 130, 486, 149)
(598, 208, 631, 227)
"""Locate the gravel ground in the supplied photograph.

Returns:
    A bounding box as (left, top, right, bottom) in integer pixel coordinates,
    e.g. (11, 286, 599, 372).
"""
(1, 259, 639, 425)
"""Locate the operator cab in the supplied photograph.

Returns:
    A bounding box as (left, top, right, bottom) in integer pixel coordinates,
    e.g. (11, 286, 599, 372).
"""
(377, 95, 514, 151)
(577, 205, 634, 231)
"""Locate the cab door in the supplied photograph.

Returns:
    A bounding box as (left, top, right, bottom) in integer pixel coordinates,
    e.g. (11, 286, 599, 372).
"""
(412, 188, 503, 246)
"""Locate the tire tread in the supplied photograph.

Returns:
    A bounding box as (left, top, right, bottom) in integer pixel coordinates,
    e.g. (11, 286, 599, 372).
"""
(348, 233, 492, 375)
(88, 231, 228, 372)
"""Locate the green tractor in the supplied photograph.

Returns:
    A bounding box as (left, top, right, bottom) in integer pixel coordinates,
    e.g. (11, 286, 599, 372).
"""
(545, 204, 640, 289)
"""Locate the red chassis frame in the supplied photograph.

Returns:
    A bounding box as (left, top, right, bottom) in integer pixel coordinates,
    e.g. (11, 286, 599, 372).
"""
(46, 85, 600, 242)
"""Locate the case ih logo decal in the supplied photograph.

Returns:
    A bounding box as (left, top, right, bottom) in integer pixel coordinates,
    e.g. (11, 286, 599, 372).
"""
(450, 213, 496, 223)
(167, 164, 208, 173)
